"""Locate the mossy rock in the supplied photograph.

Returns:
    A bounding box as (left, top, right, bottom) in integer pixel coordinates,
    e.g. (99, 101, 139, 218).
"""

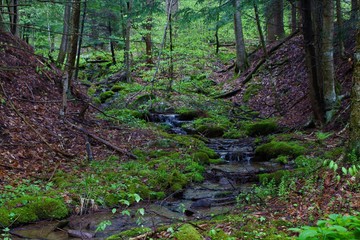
(110, 85, 125, 92)
(2, 196, 68, 225)
(106, 227, 151, 240)
(99, 91, 115, 103)
(176, 109, 207, 121)
(196, 125, 225, 138)
(274, 155, 289, 164)
(174, 224, 203, 240)
(245, 119, 278, 136)
(192, 151, 210, 164)
(254, 141, 305, 161)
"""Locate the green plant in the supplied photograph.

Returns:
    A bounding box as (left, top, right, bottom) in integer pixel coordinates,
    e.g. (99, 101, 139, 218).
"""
(255, 141, 305, 161)
(244, 119, 278, 136)
(315, 131, 333, 143)
(290, 214, 360, 239)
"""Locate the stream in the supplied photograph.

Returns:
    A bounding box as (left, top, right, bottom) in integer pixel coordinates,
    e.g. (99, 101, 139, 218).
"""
(11, 114, 286, 240)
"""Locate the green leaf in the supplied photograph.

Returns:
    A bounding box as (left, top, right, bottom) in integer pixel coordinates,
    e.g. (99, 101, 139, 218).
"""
(112, 208, 117, 214)
(298, 229, 319, 239)
(342, 167, 348, 175)
(122, 210, 131, 216)
(137, 208, 145, 216)
(134, 193, 141, 203)
(120, 199, 130, 206)
(329, 160, 335, 169)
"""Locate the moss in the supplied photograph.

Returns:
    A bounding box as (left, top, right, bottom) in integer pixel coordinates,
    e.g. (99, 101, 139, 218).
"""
(196, 125, 225, 138)
(176, 108, 207, 120)
(208, 229, 231, 240)
(254, 141, 305, 161)
(33, 197, 68, 219)
(209, 158, 224, 164)
(106, 227, 151, 239)
(245, 119, 278, 136)
(173, 224, 203, 240)
(110, 85, 124, 92)
(12, 207, 38, 223)
(192, 151, 210, 164)
(323, 147, 344, 159)
(130, 94, 156, 109)
(104, 194, 121, 207)
(275, 155, 288, 164)
(243, 83, 262, 103)
(0, 208, 11, 226)
(223, 128, 246, 139)
(99, 91, 115, 103)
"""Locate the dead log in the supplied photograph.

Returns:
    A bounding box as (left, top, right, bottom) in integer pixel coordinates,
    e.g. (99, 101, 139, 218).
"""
(65, 120, 137, 159)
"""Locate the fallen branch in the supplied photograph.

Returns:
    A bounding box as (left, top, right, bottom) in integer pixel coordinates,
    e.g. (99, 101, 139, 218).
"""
(215, 30, 300, 99)
(65, 120, 137, 159)
(0, 83, 74, 158)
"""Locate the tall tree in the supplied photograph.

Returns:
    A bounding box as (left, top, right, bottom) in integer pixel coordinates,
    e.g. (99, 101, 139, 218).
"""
(300, 0, 337, 125)
(349, 0, 360, 154)
(124, 0, 133, 83)
(144, 0, 154, 65)
(253, 0, 267, 57)
(351, 0, 358, 25)
(57, 1, 72, 66)
(233, 0, 248, 75)
(336, 0, 345, 57)
(265, 0, 284, 42)
(9, 0, 19, 36)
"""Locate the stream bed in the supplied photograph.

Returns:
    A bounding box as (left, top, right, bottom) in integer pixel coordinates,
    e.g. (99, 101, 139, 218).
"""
(11, 114, 287, 239)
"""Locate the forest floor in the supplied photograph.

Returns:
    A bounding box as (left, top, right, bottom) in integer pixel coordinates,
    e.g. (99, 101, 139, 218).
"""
(0, 30, 359, 239)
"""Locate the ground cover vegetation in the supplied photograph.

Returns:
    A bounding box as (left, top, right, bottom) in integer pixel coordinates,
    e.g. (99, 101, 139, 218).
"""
(0, 0, 359, 239)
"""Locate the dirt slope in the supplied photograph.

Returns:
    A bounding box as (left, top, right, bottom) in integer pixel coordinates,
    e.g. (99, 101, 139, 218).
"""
(0, 33, 152, 186)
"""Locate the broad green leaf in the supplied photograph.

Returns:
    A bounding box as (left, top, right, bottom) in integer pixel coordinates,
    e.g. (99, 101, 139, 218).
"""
(298, 229, 319, 239)
(342, 167, 348, 175)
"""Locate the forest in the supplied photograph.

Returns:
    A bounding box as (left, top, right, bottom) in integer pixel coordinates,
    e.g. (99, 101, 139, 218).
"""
(0, 0, 359, 239)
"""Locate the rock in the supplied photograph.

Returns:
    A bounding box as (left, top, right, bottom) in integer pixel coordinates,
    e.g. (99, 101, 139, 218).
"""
(190, 198, 212, 209)
(68, 229, 94, 239)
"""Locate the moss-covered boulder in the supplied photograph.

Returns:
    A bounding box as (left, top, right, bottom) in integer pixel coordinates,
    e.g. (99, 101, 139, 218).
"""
(99, 91, 115, 103)
(192, 151, 210, 164)
(254, 141, 305, 161)
(176, 108, 207, 121)
(0, 196, 68, 225)
(0, 208, 11, 226)
(196, 125, 225, 138)
(174, 224, 203, 240)
(245, 119, 278, 136)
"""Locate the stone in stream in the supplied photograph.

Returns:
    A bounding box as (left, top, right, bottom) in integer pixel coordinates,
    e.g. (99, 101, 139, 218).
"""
(68, 229, 94, 239)
(190, 198, 212, 209)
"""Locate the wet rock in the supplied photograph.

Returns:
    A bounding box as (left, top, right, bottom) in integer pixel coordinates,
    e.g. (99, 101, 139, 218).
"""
(68, 229, 94, 239)
(190, 198, 212, 209)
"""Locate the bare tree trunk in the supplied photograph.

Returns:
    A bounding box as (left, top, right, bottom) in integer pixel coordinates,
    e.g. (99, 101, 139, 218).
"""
(61, 0, 81, 116)
(57, 1, 71, 66)
(300, 0, 325, 125)
(336, 0, 345, 58)
(316, 0, 336, 121)
(266, 0, 284, 42)
(351, 0, 358, 25)
(233, 0, 248, 75)
(215, 0, 222, 54)
(291, 0, 297, 33)
(144, 0, 154, 65)
(74, 0, 87, 82)
(108, 21, 117, 65)
(124, 0, 132, 83)
(9, 0, 18, 36)
(254, 1, 267, 58)
(349, 6, 360, 155)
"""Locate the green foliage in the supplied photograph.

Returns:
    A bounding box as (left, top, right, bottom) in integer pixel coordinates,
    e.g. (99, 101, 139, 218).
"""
(106, 227, 152, 239)
(176, 108, 207, 120)
(174, 224, 203, 240)
(244, 119, 278, 136)
(192, 151, 210, 164)
(99, 109, 147, 127)
(255, 141, 305, 161)
(290, 214, 360, 240)
(275, 155, 288, 164)
(315, 131, 333, 143)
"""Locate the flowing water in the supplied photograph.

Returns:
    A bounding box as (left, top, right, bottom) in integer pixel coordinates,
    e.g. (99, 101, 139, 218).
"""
(11, 114, 286, 239)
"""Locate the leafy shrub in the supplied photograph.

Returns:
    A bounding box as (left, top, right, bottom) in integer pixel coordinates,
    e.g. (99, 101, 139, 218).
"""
(255, 141, 305, 161)
(99, 91, 115, 103)
(290, 214, 360, 240)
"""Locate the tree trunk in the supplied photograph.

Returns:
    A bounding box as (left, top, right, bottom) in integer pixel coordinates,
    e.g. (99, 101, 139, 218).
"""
(291, 0, 297, 33)
(108, 21, 117, 65)
(266, 0, 284, 42)
(61, 0, 81, 116)
(351, 0, 358, 25)
(336, 0, 345, 57)
(144, 0, 154, 65)
(349, 6, 360, 154)
(254, 1, 267, 58)
(57, 1, 71, 66)
(124, 0, 132, 83)
(316, 0, 336, 121)
(300, 0, 325, 125)
(215, 0, 221, 54)
(9, 0, 18, 36)
(74, 0, 87, 82)
(233, 0, 248, 75)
